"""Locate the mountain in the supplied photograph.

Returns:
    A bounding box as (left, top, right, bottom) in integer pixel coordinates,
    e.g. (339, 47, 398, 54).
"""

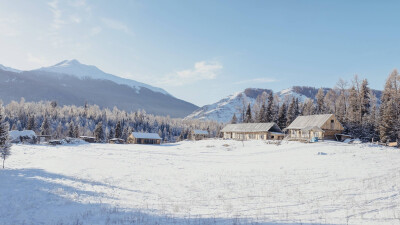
(36, 59, 168, 95)
(185, 86, 382, 123)
(0, 64, 21, 73)
(0, 60, 198, 118)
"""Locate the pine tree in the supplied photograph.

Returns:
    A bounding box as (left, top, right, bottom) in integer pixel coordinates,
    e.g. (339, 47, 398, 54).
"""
(379, 71, 398, 142)
(0, 104, 10, 169)
(108, 128, 114, 140)
(286, 98, 296, 126)
(244, 104, 252, 123)
(258, 103, 267, 123)
(360, 79, 371, 120)
(40, 116, 50, 135)
(315, 88, 325, 114)
(115, 121, 122, 138)
(73, 124, 79, 138)
(94, 122, 104, 143)
(347, 86, 361, 137)
(68, 122, 74, 138)
(231, 114, 238, 124)
(265, 92, 274, 122)
(26, 115, 35, 131)
(277, 103, 287, 129)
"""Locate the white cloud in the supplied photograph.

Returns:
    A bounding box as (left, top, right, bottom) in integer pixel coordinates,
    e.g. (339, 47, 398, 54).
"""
(101, 18, 133, 35)
(160, 61, 223, 86)
(234, 77, 277, 84)
(48, 0, 65, 29)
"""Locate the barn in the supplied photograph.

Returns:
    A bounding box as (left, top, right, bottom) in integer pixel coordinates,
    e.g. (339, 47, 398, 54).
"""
(284, 114, 344, 142)
(221, 123, 284, 141)
(127, 132, 162, 145)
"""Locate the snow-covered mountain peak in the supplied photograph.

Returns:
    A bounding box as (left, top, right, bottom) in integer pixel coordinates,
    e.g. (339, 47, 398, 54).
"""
(37, 60, 169, 95)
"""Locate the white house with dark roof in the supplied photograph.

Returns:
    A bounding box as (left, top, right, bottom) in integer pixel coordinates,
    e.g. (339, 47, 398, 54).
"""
(221, 123, 284, 140)
(284, 114, 344, 141)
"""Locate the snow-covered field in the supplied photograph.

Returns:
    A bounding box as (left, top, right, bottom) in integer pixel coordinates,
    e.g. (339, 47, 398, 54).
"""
(1, 140, 400, 225)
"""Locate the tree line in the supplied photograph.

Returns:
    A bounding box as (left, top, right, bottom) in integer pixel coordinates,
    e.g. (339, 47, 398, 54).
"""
(1, 100, 222, 143)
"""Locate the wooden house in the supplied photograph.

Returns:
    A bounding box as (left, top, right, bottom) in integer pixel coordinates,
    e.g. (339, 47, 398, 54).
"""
(192, 130, 209, 140)
(109, 138, 125, 144)
(127, 132, 162, 145)
(284, 114, 344, 142)
(79, 136, 96, 143)
(221, 123, 284, 141)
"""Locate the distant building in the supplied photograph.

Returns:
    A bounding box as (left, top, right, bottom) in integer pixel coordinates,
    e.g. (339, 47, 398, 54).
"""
(192, 130, 209, 140)
(127, 132, 162, 144)
(109, 138, 125, 144)
(284, 114, 344, 142)
(9, 130, 37, 144)
(79, 136, 96, 143)
(221, 123, 284, 140)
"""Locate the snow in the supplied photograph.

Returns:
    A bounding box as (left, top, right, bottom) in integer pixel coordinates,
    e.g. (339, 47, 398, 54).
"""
(36, 59, 170, 95)
(8, 130, 36, 140)
(2, 140, 400, 224)
(131, 132, 162, 139)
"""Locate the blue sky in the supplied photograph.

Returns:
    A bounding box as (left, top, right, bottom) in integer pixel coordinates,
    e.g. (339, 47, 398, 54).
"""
(1, 0, 400, 106)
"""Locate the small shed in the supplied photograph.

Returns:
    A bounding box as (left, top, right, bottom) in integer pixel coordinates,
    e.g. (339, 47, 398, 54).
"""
(127, 132, 162, 145)
(9, 130, 37, 144)
(79, 136, 96, 143)
(192, 130, 209, 140)
(109, 138, 125, 144)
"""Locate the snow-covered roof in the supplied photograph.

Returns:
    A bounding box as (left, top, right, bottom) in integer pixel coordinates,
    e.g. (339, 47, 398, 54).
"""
(131, 132, 162, 140)
(9, 130, 36, 140)
(193, 130, 208, 135)
(221, 123, 282, 133)
(286, 114, 334, 129)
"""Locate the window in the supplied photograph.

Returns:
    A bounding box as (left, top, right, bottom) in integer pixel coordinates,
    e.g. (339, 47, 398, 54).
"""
(271, 135, 275, 139)
(331, 119, 334, 129)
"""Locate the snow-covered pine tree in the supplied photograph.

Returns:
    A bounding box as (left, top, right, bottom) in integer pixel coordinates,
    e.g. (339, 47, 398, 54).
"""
(265, 92, 274, 122)
(257, 103, 267, 123)
(26, 114, 35, 131)
(277, 103, 287, 129)
(360, 79, 371, 120)
(68, 122, 74, 137)
(379, 71, 398, 142)
(0, 104, 10, 169)
(231, 113, 238, 124)
(40, 116, 50, 135)
(244, 104, 252, 123)
(94, 122, 105, 143)
(115, 121, 122, 138)
(315, 88, 325, 114)
(302, 99, 315, 116)
(108, 128, 114, 140)
(347, 86, 361, 137)
(73, 124, 79, 138)
(286, 98, 296, 127)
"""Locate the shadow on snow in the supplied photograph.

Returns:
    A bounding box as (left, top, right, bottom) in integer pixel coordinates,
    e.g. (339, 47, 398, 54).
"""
(0, 168, 341, 225)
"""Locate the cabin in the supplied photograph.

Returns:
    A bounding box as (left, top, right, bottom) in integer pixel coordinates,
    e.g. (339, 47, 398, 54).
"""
(221, 123, 285, 141)
(79, 136, 96, 143)
(284, 114, 344, 142)
(192, 130, 209, 140)
(127, 132, 162, 145)
(9, 130, 37, 144)
(109, 138, 125, 144)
